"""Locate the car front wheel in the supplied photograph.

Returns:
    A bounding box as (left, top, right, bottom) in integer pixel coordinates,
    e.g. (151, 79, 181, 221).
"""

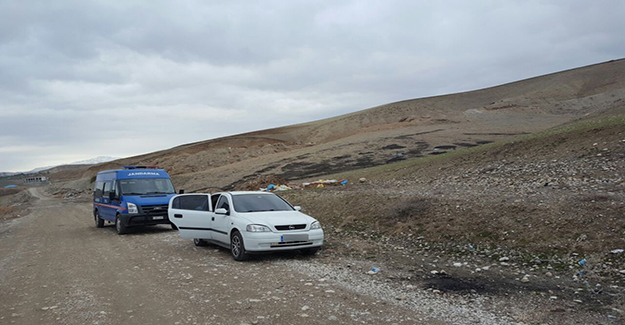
(230, 231, 249, 261)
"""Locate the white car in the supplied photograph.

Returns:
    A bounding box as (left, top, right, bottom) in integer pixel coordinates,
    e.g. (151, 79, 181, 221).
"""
(168, 191, 324, 260)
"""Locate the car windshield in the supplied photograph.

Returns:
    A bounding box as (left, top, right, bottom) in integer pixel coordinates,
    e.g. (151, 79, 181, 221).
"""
(119, 178, 175, 195)
(232, 194, 294, 212)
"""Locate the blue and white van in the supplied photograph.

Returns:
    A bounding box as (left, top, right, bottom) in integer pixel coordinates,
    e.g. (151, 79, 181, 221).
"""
(93, 166, 179, 234)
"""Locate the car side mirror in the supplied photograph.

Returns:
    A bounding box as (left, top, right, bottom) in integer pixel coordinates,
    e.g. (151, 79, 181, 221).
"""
(109, 192, 117, 200)
(178, 189, 185, 194)
(215, 208, 228, 215)
(294, 206, 302, 211)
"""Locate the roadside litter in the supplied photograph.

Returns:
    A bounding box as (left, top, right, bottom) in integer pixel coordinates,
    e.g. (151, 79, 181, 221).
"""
(261, 178, 350, 192)
(367, 267, 381, 275)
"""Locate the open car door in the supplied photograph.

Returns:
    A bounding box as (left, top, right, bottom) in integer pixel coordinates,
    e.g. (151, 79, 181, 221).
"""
(168, 194, 214, 240)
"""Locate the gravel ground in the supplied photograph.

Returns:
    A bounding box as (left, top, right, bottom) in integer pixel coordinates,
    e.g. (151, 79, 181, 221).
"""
(1, 188, 621, 324)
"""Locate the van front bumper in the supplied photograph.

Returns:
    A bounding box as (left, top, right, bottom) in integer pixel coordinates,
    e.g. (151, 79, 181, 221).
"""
(119, 213, 170, 227)
(242, 229, 324, 252)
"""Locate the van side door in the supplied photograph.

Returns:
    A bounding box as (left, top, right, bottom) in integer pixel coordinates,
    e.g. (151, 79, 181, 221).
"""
(168, 194, 213, 240)
(100, 180, 115, 221)
(93, 180, 105, 217)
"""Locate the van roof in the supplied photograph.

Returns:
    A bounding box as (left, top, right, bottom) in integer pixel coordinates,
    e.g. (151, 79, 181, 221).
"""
(96, 168, 170, 180)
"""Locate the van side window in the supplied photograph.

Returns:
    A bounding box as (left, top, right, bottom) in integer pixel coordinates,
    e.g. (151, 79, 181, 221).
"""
(102, 181, 114, 196)
(210, 194, 220, 212)
(216, 195, 229, 211)
(113, 182, 120, 198)
(179, 195, 209, 211)
(94, 181, 104, 197)
(172, 197, 180, 209)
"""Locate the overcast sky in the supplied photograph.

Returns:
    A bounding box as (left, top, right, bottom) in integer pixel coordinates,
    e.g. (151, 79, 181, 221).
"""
(1, 0, 624, 171)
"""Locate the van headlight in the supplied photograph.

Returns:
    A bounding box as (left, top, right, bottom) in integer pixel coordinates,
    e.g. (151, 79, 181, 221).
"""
(127, 202, 139, 214)
(246, 224, 271, 232)
(310, 221, 321, 230)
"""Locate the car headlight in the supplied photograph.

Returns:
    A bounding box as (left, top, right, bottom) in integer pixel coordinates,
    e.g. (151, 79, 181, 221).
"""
(127, 202, 139, 214)
(310, 221, 321, 230)
(246, 224, 271, 232)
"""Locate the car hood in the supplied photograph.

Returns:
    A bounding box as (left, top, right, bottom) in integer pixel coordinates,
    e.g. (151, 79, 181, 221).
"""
(237, 210, 315, 227)
(124, 194, 175, 206)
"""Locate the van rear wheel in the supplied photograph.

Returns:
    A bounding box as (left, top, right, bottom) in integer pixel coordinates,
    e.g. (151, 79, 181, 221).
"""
(115, 215, 128, 235)
(94, 210, 104, 228)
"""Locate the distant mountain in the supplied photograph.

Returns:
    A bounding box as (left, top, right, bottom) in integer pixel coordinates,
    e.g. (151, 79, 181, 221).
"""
(70, 156, 119, 165)
(0, 156, 119, 177)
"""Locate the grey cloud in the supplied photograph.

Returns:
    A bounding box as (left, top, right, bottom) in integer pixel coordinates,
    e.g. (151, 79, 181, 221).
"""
(1, 0, 624, 171)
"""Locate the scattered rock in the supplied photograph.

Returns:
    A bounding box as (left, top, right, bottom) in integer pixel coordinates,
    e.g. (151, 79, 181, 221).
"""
(453, 262, 463, 267)
(499, 257, 510, 262)
(521, 275, 530, 283)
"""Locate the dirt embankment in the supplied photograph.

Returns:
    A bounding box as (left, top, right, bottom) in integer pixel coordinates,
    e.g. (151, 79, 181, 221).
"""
(0, 188, 36, 220)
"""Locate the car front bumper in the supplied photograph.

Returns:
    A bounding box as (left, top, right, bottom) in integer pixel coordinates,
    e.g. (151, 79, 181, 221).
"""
(242, 229, 324, 252)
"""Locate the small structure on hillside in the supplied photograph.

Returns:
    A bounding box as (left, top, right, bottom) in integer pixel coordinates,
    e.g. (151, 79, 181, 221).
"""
(24, 176, 48, 184)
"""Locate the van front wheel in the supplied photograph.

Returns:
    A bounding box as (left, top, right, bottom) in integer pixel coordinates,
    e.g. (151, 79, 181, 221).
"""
(115, 215, 128, 235)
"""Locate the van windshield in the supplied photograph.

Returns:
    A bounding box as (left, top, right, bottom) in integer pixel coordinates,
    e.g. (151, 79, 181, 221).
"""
(232, 194, 294, 213)
(119, 178, 175, 196)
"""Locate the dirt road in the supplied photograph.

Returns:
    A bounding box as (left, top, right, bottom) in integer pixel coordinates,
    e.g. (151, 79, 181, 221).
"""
(0, 189, 532, 325)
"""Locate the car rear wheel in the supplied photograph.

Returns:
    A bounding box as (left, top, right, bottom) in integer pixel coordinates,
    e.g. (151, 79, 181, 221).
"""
(230, 231, 249, 261)
(94, 210, 104, 228)
(194, 238, 208, 246)
(115, 214, 128, 235)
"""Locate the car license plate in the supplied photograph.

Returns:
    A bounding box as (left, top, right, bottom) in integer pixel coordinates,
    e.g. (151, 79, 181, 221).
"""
(281, 234, 308, 242)
(152, 216, 164, 220)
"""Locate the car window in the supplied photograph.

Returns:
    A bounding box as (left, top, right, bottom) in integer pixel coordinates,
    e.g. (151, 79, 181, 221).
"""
(215, 195, 229, 211)
(179, 195, 209, 211)
(232, 194, 294, 212)
(172, 197, 180, 209)
(210, 194, 220, 212)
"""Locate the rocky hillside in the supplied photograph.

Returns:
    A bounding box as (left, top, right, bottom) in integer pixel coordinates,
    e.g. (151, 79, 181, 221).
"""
(58, 59, 625, 191)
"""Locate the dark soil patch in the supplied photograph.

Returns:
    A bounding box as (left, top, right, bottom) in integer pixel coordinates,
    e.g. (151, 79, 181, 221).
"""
(332, 155, 352, 160)
(429, 151, 447, 155)
(464, 132, 530, 136)
(454, 142, 479, 147)
(434, 145, 457, 150)
(423, 274, 562, 296)
(386, 156, 406, 163)
(382, 144, 406, 150)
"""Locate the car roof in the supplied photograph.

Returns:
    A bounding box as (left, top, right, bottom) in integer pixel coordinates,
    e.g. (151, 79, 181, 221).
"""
(231, 191, 274, 195)
(209, 191, 273, 196)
